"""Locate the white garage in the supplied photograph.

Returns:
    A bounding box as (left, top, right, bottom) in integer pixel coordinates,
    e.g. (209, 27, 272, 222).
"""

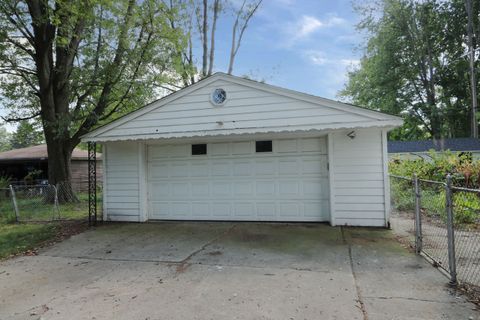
(82, 73, 402, 227)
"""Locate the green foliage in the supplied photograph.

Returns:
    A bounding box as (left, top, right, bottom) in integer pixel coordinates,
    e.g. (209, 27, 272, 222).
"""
(390, 179, 415, 211)
(0, 125, 11, 151)
(340, 0, 480, 140)
(453, 192, 479, 224)
(0, 176, 11, 188)
(390, 152, 480, 225)
(390, 150, 480, 187)
(9, 121, 44, 149)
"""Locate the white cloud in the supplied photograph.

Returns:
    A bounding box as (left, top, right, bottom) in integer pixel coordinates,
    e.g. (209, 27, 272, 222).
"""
(303, 51, 359, 68)
(300, 51, 361, 97)
(304, 50, 327, 65)
(285, 14, 347, 44)
(297, 16, 324, 38)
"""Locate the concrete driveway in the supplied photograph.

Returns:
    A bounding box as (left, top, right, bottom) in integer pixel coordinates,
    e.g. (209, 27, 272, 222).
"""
(0, 222, 478, 320)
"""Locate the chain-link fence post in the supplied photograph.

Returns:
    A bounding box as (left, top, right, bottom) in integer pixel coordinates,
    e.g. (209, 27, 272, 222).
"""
(53, 184, 61, 219)
(445, 174, 457, 285)
(413, 173, 423, 254)
(9, 185, 19, 223)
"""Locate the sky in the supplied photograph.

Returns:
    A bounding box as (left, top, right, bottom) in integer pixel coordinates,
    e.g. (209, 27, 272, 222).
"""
(209, 0, 364, 99)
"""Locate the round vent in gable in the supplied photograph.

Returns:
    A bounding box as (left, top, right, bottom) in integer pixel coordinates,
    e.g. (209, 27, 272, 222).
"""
(210, 88, 227, 106)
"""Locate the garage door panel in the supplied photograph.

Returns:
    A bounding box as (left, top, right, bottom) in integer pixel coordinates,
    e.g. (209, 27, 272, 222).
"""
(147, 138, 329, 222)
(192, 202, 210, 217)
(212, 203, 231, 217)
(302, 156, 327, 174)
(149, 163, 169, 178)
(148, 145, 170, 160)
(279, 180, 299, 196)
(256, 203, 276, 218)
(211, 161, 230, 176)
(210, 143, 229, 155)
(279, 202, 300, 217)
(256, 181, 275, 196)
(233, 160, 252, 176)
(306, 202, 330, 219)
(234, 202, 255, 217)
(149, 182, 170, 197)
(170, 144, 189, 157)
(276, 139, 297, 153)
(191, 182, 209, 196)
(170, 162, 189, 177)
(150, 202, 170, 218)
(301, 138, 327, 153)
(172, 183, 190, 197)
(234, 181, 254, 196)
(255, 160, 276, 175)
(232, 141, 251, 154)
(303, 180, 327, 196)
(212, 182, 231, 196)
(171, 202, 190, 216)
(190, 161, 209, 177)
(278, 159, 300, 175)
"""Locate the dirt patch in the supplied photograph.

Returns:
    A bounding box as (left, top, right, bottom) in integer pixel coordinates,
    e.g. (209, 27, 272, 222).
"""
(175, 261, 191, 274)
(207, 250, 223, 256)
(458, 284, 480, 306)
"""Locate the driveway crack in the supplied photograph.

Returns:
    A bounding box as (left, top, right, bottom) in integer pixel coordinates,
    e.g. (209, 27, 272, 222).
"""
(365, 296, 467, 304)
(175, 224, 237, 275)
(342, 227, 368, 320)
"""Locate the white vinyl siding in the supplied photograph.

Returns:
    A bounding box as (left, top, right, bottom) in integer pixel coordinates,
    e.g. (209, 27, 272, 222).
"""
(104, 141, 141, 221)
(330, 129, 387, 227)
(102, 79, 385, 139)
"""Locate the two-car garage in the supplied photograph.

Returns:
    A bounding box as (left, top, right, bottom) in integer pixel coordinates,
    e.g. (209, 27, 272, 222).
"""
(84, 73, 402, 227)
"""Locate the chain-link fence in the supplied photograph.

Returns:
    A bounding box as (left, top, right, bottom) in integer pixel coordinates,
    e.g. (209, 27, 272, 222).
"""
(450, 186, 480, 296)
(390, 174, 480, 298)
(2, 183, 102, 223)
(0, 187, 14, 223)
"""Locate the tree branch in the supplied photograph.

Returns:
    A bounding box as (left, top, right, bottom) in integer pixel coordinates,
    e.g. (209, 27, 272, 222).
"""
(2, 111, 41, 123)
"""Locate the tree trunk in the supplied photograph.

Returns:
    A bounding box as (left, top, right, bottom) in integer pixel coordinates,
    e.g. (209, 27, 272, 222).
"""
(201, 0, 208, 77)
(44, 130, 78, 203)
(208, 0, 219, 76)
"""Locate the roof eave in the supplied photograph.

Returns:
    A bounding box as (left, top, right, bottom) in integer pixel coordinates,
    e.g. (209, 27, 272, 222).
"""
(82, 119, 403, 143)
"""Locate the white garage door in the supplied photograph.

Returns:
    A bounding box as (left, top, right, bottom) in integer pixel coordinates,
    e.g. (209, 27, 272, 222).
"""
(147, 138, 330, 222)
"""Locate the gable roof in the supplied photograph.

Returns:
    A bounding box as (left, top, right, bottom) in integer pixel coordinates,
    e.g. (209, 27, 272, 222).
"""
(0, 144, 102, 161)
(388, 138, 480, 153)
(82, 73, 403, 142)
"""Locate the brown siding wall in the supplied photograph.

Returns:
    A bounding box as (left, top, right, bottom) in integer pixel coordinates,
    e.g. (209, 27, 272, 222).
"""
(71, 160, 103, 192)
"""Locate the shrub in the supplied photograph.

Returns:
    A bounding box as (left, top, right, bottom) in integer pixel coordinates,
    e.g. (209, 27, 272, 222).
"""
(390, 151, 480, 225)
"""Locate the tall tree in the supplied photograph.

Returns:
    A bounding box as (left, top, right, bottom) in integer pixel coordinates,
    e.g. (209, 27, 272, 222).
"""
(165, 0, 262, 85)
(0, 125, 11, 152)
(9, 120, 44, 149)
(0, 0, 184, 199)
(340, 0, 479, 140)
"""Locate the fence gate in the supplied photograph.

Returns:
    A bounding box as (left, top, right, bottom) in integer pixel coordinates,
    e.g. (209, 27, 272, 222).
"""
(390, 174, 480, 293)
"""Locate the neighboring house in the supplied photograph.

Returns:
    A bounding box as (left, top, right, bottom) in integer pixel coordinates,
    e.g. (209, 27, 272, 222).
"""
(82, 73, 402, 227)
(0, 144, 102, 192)
(388, 138, 480, 160)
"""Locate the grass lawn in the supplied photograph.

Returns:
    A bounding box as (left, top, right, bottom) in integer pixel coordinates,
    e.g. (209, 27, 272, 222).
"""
(0, 223, 58, 259)
(0, 191, 97, 260)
